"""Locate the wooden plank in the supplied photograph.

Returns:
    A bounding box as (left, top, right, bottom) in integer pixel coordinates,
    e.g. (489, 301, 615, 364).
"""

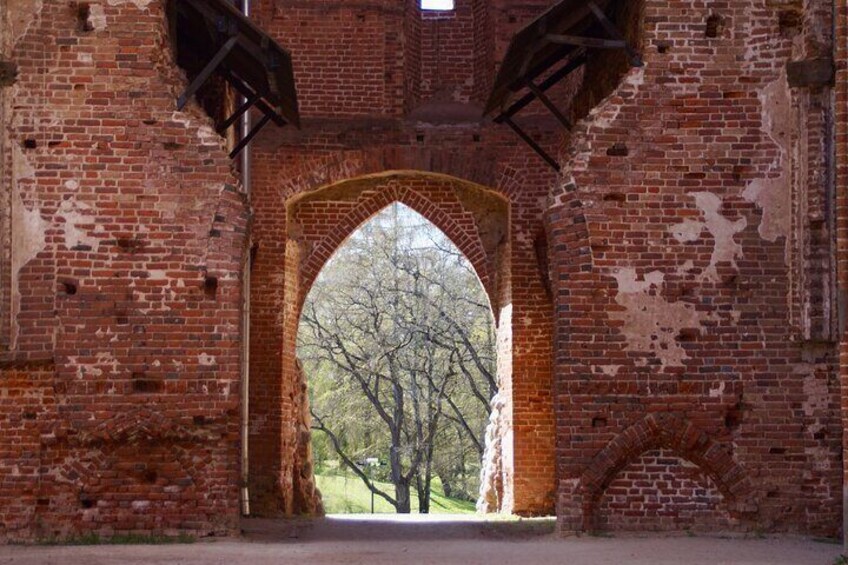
(545, 34, 626, 49)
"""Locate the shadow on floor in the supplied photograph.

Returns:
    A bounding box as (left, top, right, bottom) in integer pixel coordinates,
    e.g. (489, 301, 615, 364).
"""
(241, 514, 557, 543)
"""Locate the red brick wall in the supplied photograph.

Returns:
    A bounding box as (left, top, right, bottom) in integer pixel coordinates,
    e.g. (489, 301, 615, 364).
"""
(418, 1, 477, 105)
(595, 449, 732, 532)
(255, 0, 406, 117)
(836, 0, 848, 548)
(248, 129, 558, 515)
(0, 1, 247, 540)
(548, 0, 842, 536)
(0, 0, 844, 541)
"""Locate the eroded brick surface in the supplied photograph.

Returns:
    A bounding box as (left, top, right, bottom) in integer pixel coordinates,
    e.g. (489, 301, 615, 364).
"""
(1, 0, 247, 540)
(548, 0, 842, 536)
(0, 0, 846, 541)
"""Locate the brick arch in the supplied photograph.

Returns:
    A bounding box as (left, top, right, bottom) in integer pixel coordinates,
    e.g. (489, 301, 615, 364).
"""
(292, 174, 499, 311)
(266, 169, 512, 516)
(579, 412, 753, 531)
(276, 147, 510, 203)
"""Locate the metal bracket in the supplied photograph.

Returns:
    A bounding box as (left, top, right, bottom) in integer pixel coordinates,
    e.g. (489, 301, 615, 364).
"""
(229, 113, 273, 159)
(546, 34, 627, 50)
(494, 53, 587, 171)
(223, 70, 287, 127)
(525, 78, 573, 131)
(502, 117, 561, 173)
(497, 52, 587, 123)
(177, 35, 238, 110)
(587, 1, 643, 67)
(218, 90, 263, 134)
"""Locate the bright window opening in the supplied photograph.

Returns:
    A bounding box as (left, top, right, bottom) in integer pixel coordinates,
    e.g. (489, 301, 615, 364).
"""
(421, 0, 454, 11)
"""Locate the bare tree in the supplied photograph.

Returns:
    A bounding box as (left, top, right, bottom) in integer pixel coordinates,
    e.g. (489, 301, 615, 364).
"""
(298, 203, 496, 513)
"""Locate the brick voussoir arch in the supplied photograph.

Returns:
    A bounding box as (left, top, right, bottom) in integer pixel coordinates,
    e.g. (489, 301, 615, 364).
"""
(294, 173, 499, 310)
(580, 412, 754, 530)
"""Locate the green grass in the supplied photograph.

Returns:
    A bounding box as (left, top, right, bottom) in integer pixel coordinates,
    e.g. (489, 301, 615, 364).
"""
(315, 468, 477, 514)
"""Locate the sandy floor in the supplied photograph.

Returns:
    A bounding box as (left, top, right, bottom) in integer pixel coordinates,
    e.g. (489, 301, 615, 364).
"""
(0, 515, 842, 565)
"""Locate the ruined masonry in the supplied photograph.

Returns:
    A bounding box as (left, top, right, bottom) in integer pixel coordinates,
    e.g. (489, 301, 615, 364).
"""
(1, 0, 847, 542)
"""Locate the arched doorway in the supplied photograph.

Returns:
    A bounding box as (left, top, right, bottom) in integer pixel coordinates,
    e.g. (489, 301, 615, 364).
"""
(298, 202, 497, 514)
(244, 170, 558, 517)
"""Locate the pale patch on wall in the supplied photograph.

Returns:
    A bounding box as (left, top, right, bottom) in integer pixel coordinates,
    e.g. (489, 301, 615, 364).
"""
(669, 192, 746, 282)
(88, 4, 108, 31)
(106, 0, 154, 10)
(197, 352, 216, 366)
(742, 72, 793, 245)
(10, 147, 47, 348)
(5, 0, 43, 50)
(57, 199, 98, 250)
(709, 381, 726, 398)
(610, 268, 708, 367)
(800, 366, 829, 418)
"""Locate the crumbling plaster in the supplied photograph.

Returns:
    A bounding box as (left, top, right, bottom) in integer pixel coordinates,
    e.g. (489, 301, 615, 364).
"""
(610, 268, 710, 367)
(742, 71, 795, 245)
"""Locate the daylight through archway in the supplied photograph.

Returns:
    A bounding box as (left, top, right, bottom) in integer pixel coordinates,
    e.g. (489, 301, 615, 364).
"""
(297, 203, 497, 514)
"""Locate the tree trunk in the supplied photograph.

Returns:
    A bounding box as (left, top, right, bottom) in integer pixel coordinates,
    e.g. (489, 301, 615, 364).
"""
(441, 475, 453, 498)
(396, 481, 411, 513)
(416, 474, 430, 514)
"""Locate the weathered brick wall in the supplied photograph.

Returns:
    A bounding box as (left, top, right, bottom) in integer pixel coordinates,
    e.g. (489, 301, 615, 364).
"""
(595, 448, 732, 532)
(836, 0, 848, 547)
(255, 0, 407, 117)
(248, 130, 558, 515)
(0, 0, 248, 541)
(0, 0, 844, 541)
(548, 0, 842, 536)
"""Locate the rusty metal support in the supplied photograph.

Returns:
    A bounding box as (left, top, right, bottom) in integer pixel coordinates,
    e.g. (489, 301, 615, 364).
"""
(177, 35, 238, 110)
(229, 113, 273, 159)
(502, 117, 561, 172)
(525, 79, 573, 131)
(587, 1, 643, 67)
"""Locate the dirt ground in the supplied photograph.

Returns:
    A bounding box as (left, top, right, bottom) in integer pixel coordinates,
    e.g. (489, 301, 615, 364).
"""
(0, 515, 842, 565)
